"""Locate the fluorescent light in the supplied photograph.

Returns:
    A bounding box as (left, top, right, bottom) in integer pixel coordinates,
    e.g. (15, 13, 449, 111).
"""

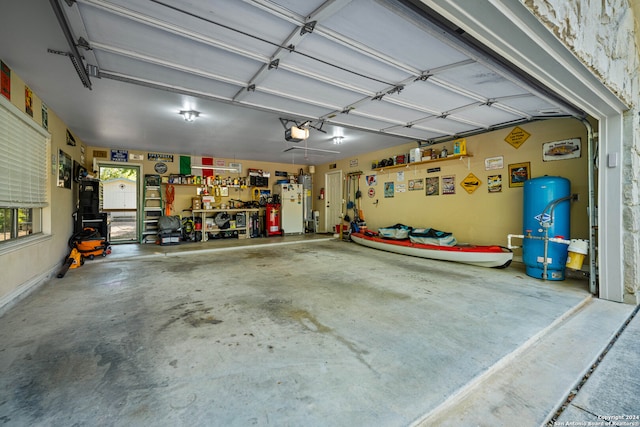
(283, 146, 340, 154)
(191, 165, 238, 172)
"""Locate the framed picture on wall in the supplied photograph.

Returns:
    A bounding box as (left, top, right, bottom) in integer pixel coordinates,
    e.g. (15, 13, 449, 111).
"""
(384, 182, 394, 198)
(442, 175, 456, 195)
(488, 174, 502, 193)
(426, 177, 439, 196)
(408, 179, 423, 191)
(508, 162, 530, 187)
(58, 149, 72, 189)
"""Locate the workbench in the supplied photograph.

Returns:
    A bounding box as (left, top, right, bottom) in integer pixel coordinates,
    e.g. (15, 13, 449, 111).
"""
(191, 208, 263, 241)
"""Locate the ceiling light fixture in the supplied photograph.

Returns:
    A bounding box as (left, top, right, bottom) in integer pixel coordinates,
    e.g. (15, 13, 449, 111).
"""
(333, 136, 343, 145)
(179, 110, 200, 122)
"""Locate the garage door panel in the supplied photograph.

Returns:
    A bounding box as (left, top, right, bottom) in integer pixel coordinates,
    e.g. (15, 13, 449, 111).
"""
(94, 51, 242, 99)
(320, 0, 470, 71)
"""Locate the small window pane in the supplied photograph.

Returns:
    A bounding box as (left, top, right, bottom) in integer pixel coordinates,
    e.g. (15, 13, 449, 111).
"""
(0, 208, 12, 241)
(17, 208, 33, 237)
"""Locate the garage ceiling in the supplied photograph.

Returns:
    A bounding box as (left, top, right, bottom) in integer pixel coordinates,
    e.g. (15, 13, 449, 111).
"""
(0, 0, 582, 165)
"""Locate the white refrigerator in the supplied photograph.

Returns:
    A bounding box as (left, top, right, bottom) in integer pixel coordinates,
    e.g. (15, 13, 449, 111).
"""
(273, 184, 304, 234)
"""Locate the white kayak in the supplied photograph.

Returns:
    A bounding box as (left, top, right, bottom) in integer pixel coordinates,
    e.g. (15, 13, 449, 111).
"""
(350, 232, 513, 268)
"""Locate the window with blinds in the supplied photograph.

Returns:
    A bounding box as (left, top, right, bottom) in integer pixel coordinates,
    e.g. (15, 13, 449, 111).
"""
(0, 96, 48, 207)
(0, 94, 49, 243)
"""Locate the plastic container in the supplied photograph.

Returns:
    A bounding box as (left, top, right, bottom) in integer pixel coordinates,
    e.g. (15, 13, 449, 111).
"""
(566, 239, 589, 270)
(410, 148, 422, 163)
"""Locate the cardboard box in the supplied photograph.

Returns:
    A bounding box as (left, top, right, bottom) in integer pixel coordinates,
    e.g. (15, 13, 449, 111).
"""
(192, 197, 201, 210)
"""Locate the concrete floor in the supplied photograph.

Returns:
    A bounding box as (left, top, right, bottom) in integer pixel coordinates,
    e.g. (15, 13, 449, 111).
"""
(0, 236, 634, 426)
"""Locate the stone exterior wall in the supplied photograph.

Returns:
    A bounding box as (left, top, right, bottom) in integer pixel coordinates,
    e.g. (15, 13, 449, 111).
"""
(524, 0, 640, 303)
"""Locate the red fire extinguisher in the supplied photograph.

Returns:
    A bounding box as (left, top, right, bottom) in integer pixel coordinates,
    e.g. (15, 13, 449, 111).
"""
(319, 188, 325, 200)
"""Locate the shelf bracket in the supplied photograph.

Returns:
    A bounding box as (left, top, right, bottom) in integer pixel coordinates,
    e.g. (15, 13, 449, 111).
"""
(460, 156, 470, 170)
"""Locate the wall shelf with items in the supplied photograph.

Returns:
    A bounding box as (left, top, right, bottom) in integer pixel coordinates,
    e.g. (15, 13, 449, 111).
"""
(372, 154, 473, 172)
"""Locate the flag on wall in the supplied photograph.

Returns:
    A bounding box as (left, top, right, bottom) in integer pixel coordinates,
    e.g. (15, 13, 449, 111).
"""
(182, 156, 214, 177)
(201, 157, 213, 177)
(179, 155, 191, 175)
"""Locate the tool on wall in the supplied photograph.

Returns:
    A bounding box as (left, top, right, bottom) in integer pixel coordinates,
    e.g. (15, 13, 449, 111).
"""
(355, 173, 365, 222)
(344, 175, 351, 223)
(344, 171, 364, 237)
(165, 184, 175, 216)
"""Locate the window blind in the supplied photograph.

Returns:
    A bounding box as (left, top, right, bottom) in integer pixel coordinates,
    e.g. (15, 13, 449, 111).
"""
(0, 96, 49, 208)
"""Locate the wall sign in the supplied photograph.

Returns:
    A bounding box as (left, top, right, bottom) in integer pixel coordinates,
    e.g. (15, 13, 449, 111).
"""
(384, 182, 394, 198)
(543, 138, 581, 161)
(154, 162, 168, 174)
(488, 175, 502, 193)
(408, 179, 423, 191)
(442, 175, 456, 195)
(461, 173, 481, 194)
(484, 156, 504, 170)
(505, 127, 530, 149)
(111, 149, 129, 162)
(147, 153, 174, 162)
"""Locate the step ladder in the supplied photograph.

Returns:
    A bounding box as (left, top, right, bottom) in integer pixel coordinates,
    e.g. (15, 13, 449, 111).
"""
(141, 174, 163, 243)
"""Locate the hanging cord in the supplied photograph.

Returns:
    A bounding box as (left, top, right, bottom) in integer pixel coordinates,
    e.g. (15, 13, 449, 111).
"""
(165, 184, 175, 216)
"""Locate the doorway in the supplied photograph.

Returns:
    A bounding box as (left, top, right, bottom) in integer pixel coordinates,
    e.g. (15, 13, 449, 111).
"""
(99, 164, 140, 243)
(324, 170, 343, 233)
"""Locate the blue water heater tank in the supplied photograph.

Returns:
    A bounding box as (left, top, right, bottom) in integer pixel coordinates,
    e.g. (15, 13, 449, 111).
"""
(522, 176, 571, 280)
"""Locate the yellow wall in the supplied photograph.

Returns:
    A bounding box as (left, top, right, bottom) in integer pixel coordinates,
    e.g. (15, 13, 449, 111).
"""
(312, 118, 590, 256)
(1, 66, 87, 303)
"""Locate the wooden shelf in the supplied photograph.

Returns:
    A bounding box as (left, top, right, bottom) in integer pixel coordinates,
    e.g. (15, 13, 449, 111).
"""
(163, 183, 202, 186)
(372, 154, 473, 172)
(163, 183, 244, 188)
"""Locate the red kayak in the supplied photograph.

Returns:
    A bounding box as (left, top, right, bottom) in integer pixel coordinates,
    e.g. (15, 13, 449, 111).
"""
(350, 232, 513, 268)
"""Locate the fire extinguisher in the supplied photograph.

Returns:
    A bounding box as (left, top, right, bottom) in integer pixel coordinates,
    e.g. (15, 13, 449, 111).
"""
(319, 188, 325, 200)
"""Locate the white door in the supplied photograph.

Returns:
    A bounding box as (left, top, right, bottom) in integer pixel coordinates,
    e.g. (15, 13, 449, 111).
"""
(324, 170, 343, 233)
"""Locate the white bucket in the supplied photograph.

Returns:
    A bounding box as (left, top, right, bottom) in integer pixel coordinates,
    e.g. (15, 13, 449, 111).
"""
(566, 239, 589, 270)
